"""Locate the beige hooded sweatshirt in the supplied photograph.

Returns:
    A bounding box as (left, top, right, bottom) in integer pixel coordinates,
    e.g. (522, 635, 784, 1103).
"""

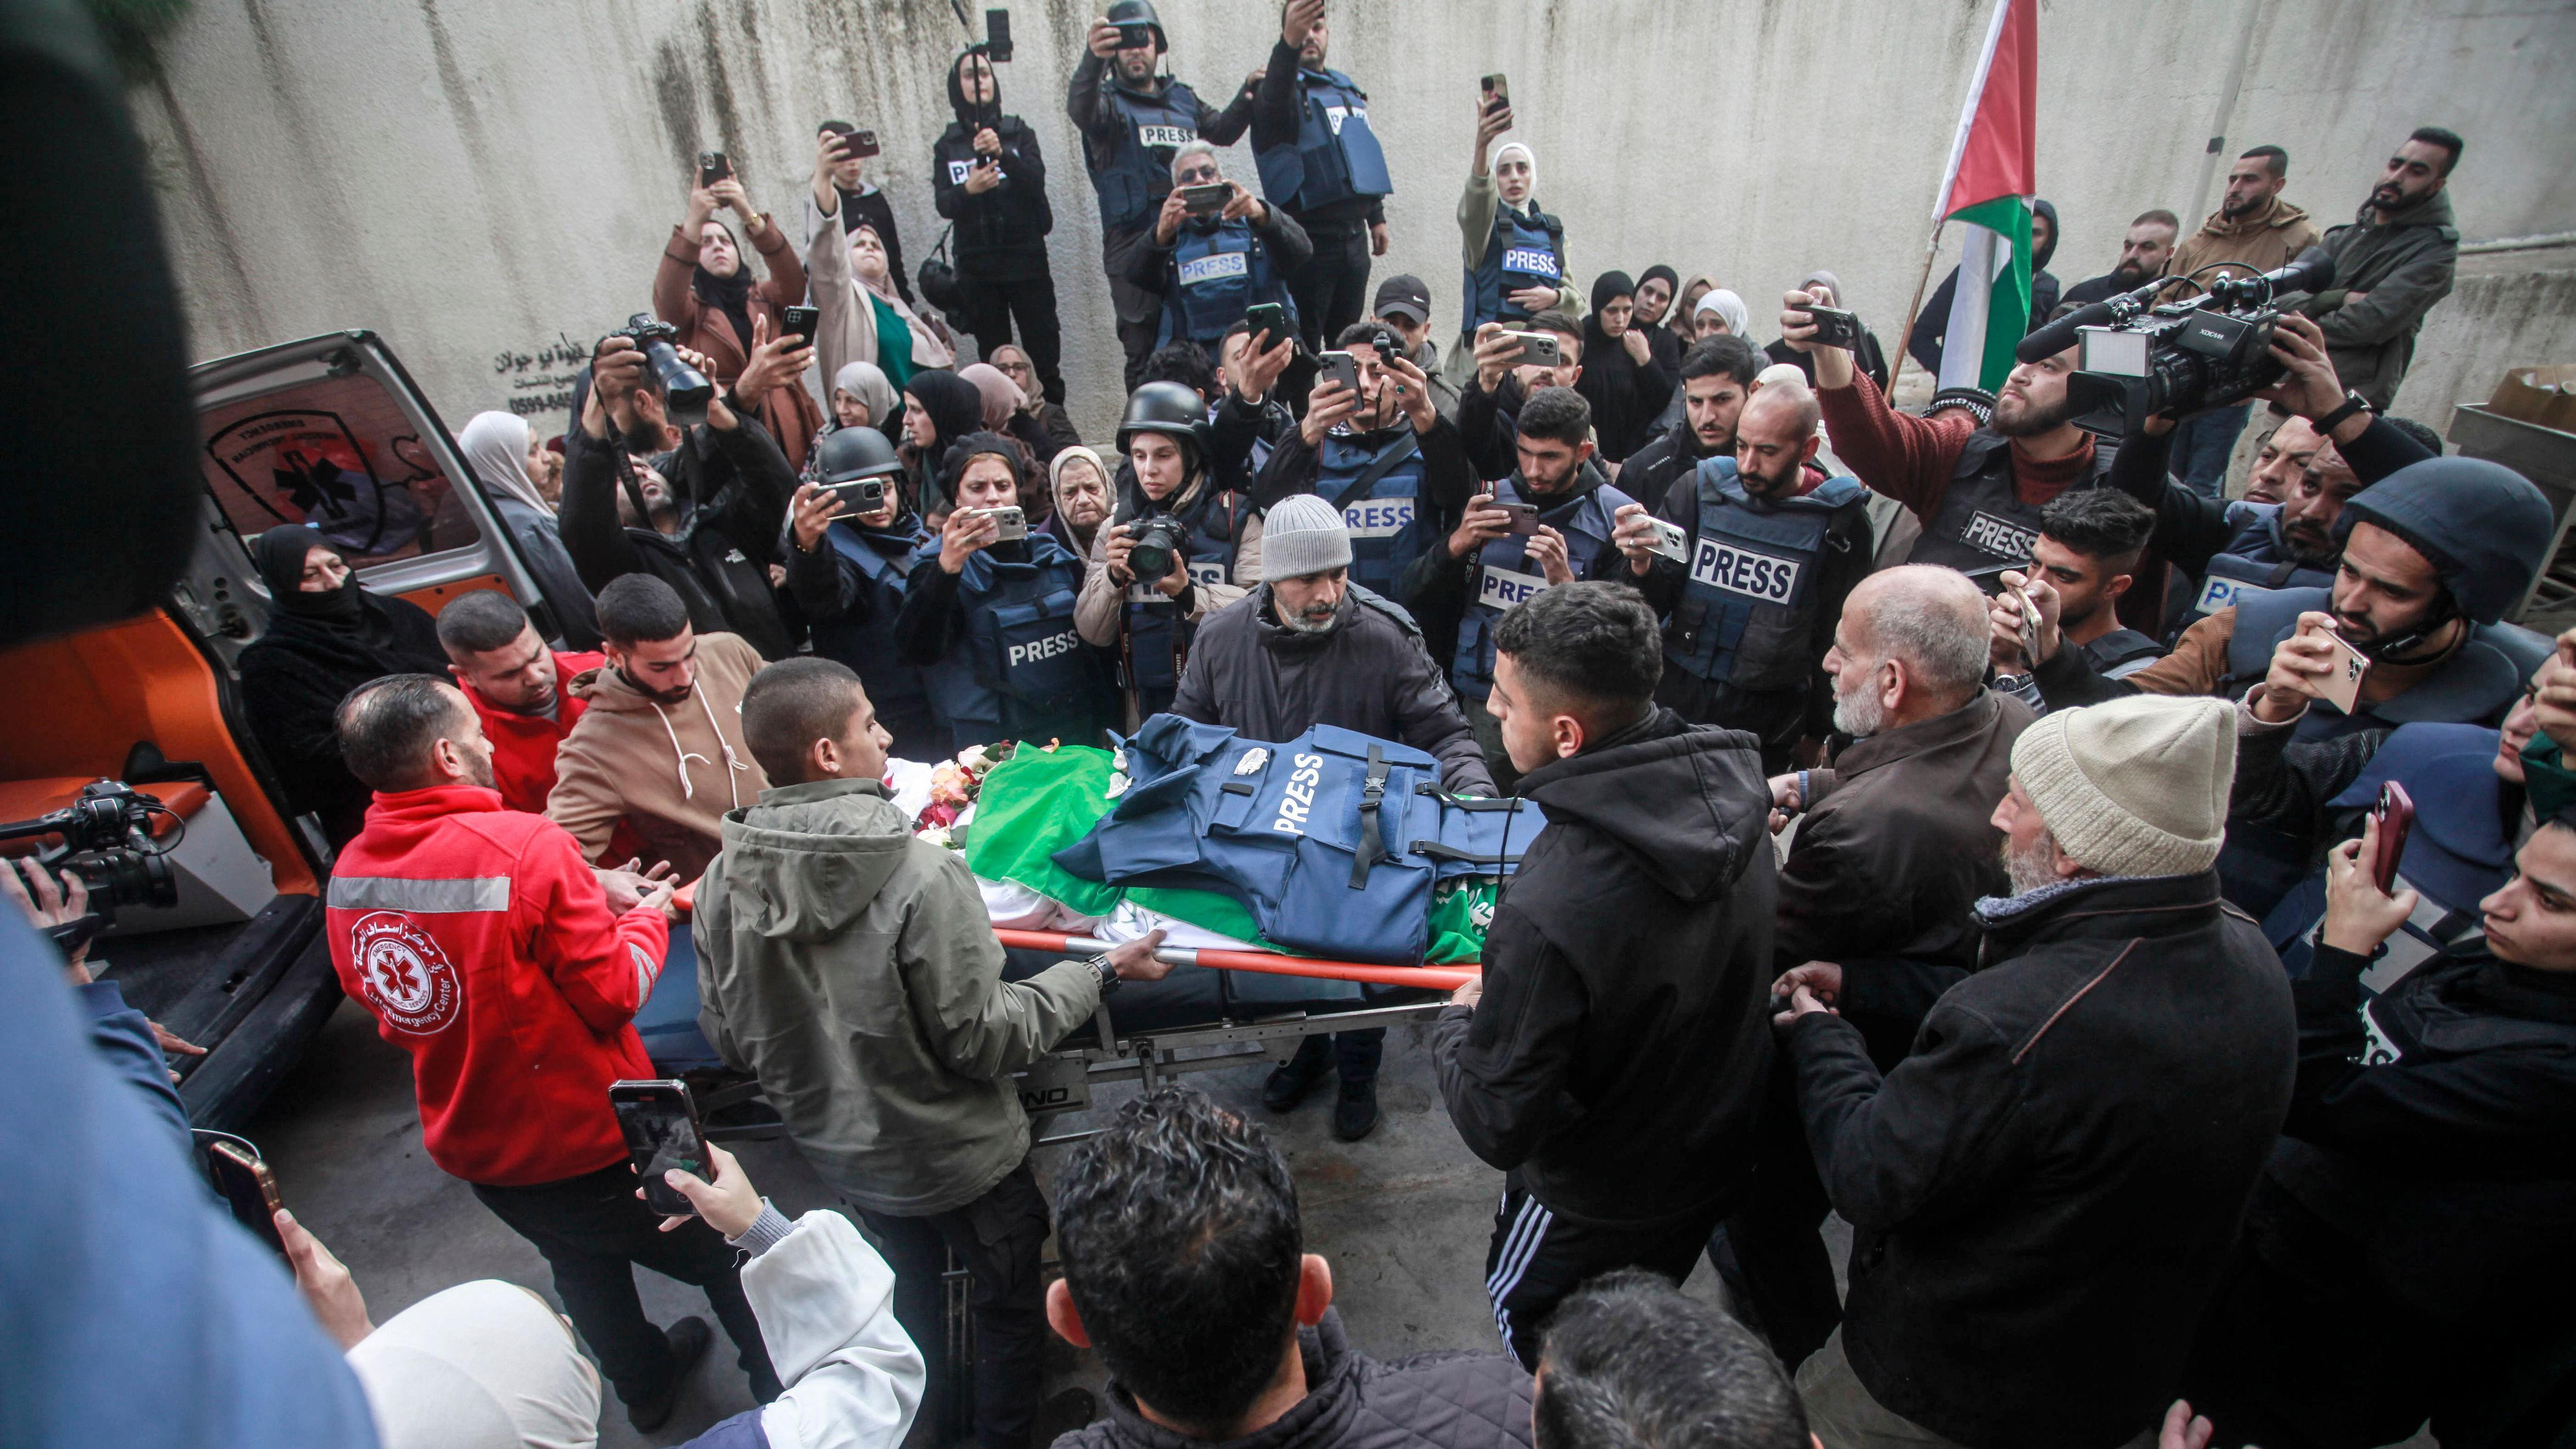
(546, 631, 769, 880)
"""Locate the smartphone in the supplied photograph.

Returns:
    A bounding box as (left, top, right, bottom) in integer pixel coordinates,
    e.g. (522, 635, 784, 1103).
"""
(1500, 329, 1561, 368)
(984, 8, 1014, 63)
(1117, 21, 1153, 48)
(1962, 561, 2021, 597)
(609, 1079, 709, 1217)
(780, 305, 819, 347)
(2010, 583, 2041, 664)
(698, 151, 732, 186)
(827, 476, 889, 512)
(2369, 781, 2415, 896)
(970, 505, 1028, 541)
(1804, 305, 1866, 351)
(205, 1140, 289, 1261)
(1178, 182, 1231, 216)
(2313, 621, 2370, 716)
(851, 128, 882, 158)
(1317, 349, 1361, 396)
(1497, 501, 1541, 536)
(1244, 301, 1290, 353)
(1480, 73, 1510, 117)
(1647, 517, 1688, 563)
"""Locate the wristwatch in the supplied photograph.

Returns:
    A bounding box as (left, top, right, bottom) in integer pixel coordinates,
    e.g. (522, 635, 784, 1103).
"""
(1087, 953, 1122, 996)
(2313, 389, 2373, 436)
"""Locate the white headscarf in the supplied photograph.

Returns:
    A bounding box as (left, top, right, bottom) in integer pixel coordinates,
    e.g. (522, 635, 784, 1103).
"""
(1695, 288, 1752, 339)
(347, 1280, 601, 1449)
(459, 412, 552, 518)
(1493, 142, 1538, 210)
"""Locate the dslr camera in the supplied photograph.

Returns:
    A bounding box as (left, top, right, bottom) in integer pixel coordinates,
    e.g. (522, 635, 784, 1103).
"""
(2042, 247, 2335, 439)
(1125, 516, 1187, 583)
(0, 779, 180, 937)
(613, 313, 716, 426)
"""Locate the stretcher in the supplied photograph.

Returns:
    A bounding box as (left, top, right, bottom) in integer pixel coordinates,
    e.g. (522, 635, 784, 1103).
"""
(637, 917, 1475, 1144)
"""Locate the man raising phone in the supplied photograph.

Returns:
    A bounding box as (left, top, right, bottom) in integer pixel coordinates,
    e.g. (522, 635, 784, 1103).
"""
(324, 674, 778, 1431)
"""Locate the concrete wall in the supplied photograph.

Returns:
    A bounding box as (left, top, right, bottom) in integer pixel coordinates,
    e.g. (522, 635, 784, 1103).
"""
(137, 0, 2576, 443)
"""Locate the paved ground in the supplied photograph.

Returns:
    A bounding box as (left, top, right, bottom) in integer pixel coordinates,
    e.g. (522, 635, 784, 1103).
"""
(251, 997, 1781, 1448)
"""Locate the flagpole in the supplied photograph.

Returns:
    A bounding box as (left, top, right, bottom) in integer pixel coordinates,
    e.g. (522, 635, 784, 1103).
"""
(1885, 222, 1946, 400)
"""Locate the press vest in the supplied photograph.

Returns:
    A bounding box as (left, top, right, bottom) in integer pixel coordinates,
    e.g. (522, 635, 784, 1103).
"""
(1318, 428, 1431, 597)
(1121, 481, 1247, 699)
(2222, 586, 2552, 743)
(919, 534, 1103, 747)
(1087, 79, 1205, 233)
(2082, 627, 2166, 677)
(2188, 507, 2339, 619)
(818, 523, 935, 719)
(2257, 723, 2511, 978)
(1450, 476, 1633, 701)
(1908, 431, 2119, 572)
(1160, 218, 1294, 346)
(1662, 459, 1866, 694)
(1465, 205, 1565, 330)
(1052, 715, 1545, 964)
(1255, 67, 1392, 213)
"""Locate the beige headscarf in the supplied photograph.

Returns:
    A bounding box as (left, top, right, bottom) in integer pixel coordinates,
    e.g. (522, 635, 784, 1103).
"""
(851, 224, 955, 370)
(958, 363, 1024, 431)
(459, 412, 553, 518)
(346, 1280, 601, 1449)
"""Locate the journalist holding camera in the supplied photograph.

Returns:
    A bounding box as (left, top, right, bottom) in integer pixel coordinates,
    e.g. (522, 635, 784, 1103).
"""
(560, 320, 810, 661)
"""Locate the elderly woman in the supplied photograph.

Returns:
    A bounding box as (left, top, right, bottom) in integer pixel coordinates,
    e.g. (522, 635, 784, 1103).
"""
(651, 168, 824, 469)
(1041, 445, 1112, 561)
(990, 343, 1080, 461)
(806, 132, 955, 393)
(236, 525, 447, 845)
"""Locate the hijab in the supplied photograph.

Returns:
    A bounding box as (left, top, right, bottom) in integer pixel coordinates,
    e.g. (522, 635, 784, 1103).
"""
(346, 1280, 601, 1449)
(852, 224, 955, 370)
(1048, 445, 1111, 557)
(1578, 272, 1658, 463)
(832, 361, 900, 431)
(958, 363, 1024, 431)
(690, 219, 758, 361)
(458, 411, 551, 517)
(1695, 288, 1751, 339)
(947, 49, 1003, 128)
(1588, 271, 1636, 317)
(249, 525, 438, 676)
(1795, 267, 1844, 305)
(906, 370, 984, 457)
(1635, 263, 1679, 322)
(1677, 274, 1717, 321)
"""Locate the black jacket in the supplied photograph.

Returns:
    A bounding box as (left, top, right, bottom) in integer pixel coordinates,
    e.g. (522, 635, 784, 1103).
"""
(1613, 426, 1711, 517)
(1053, 1310, 1531, 1449)
(1788, 872, 2296, 1448)
(1574, 321, 1674, 465)
(1246, 414, 1475, 518)
(236, 592, 446, 845)
(1433, 709, 1777, 1228)
(932, 115, 1053, 279)
(558, 414, 800, 661)
(1907, 197, 2063, 376)
(1171, 585, 1493, 796)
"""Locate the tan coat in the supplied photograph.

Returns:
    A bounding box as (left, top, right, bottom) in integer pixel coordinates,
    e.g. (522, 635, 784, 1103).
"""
(545, 632, 770, 881)
(2164, 194, 2321, 292)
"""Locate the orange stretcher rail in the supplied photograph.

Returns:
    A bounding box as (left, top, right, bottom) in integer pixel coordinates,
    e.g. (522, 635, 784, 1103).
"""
(992, 928, 1480, 991)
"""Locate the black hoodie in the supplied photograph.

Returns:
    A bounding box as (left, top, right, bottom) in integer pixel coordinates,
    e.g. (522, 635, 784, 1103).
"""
(1433, 709, 1778, 1228)
(932, 53, 1054, 278)
(1906, 196, 2062, 375)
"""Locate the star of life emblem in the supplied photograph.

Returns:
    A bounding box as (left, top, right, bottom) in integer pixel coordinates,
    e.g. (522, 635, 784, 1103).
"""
(351, 911, 462, 1035)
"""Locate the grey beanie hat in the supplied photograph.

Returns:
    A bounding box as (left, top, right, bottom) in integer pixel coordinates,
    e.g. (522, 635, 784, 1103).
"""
(2010, 694, 2236, 878)
(1259, 494, 1352, 580)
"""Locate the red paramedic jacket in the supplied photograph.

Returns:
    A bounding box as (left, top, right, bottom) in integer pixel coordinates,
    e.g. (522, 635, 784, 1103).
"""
(459, 650, 605, 816)
(326, 784, 671, 1187)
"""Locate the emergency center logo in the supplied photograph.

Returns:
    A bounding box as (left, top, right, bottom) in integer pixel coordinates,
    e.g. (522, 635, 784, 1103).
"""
(350, 912, 461, 1035)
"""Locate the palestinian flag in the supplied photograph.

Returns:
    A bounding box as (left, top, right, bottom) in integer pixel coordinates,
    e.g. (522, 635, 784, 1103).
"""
(1930, 0, 2038, 393)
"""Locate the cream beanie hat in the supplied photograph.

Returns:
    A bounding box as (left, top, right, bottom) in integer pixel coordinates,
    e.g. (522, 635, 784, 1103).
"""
(2009, 694, 2236, 878)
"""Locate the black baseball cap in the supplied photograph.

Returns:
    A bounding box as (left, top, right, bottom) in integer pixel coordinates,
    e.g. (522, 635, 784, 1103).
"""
(1373, 274, 1431, 325)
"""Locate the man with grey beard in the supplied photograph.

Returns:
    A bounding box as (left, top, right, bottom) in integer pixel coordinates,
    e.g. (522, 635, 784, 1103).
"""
(1167, 492, 1489, 1140)
(1714, 564, 2033, 1372)
(1773, 694, 2293, 1445)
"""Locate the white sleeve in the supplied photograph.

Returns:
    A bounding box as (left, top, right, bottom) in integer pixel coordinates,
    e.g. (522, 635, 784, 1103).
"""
(744, 1212, 926, 1449)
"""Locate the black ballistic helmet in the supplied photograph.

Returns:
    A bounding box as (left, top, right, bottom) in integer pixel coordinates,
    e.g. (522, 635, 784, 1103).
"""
(817, 425, 904, 483)
(1105, 0, 1166, 51)
(1116, 381, 1212, 463)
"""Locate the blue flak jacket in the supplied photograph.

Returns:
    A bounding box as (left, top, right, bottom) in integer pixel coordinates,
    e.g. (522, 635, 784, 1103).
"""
(1054, 715, 1545, 964)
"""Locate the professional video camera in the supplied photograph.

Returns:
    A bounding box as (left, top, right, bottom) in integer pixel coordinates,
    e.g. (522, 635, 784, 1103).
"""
(614, 313, 716, 425)
(0, 779, 181, 943)
(2021, 247, 2335, 440)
